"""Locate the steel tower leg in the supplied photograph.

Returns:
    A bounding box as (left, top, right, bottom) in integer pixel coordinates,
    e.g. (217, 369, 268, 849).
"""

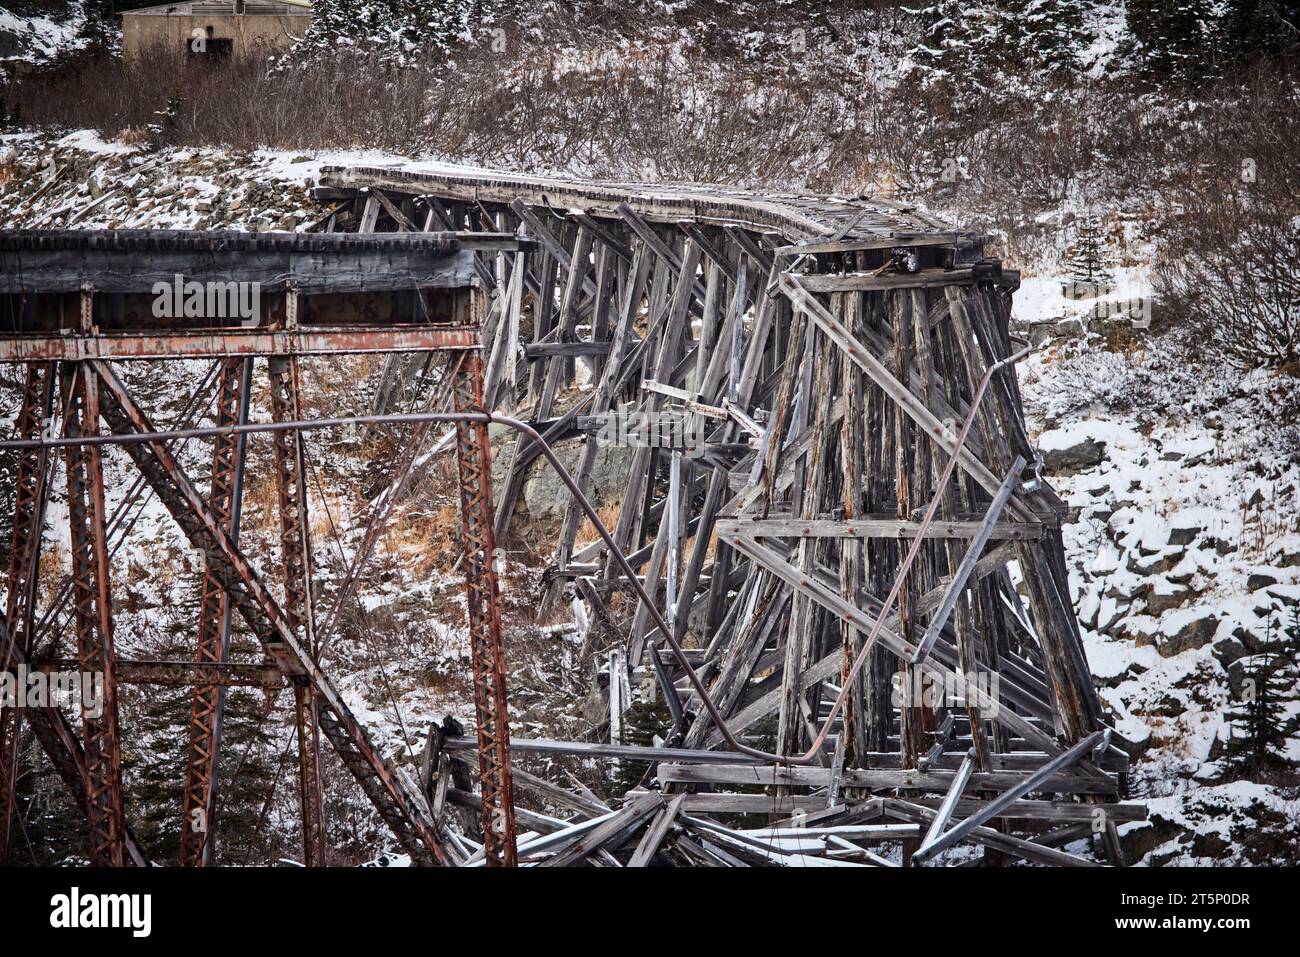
(180, 357, 252, 866)
(268, 354, 326, 867)
(61, 362, 127, 867)
(450, 349, 517, 866)
(0, 362, 56, 864)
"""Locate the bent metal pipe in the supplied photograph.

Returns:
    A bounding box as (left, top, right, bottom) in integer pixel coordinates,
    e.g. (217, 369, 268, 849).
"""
(0, 346, 1033, 768)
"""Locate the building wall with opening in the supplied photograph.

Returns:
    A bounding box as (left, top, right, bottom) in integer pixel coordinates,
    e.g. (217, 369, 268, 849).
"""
(122, 2, 312, 58)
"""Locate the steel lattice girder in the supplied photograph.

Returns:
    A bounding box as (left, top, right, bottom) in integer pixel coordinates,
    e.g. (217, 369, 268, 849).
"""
(0, 362, 55, 864)
(61, 362, 128, 866)
(0, 615, 148, 866)
(450, 350, 518, 866)
(0, 228, 529, 867)
(180, 356, 251, 866)
(268, 353, 327, 868)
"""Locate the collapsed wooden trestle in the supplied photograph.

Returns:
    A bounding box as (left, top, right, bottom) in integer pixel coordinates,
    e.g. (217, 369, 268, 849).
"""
(0, 171, 1144, 867)
(309, 167, 1143, 866)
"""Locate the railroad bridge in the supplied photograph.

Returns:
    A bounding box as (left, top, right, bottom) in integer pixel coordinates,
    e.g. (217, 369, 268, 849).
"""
(0, 168, 1143, 867)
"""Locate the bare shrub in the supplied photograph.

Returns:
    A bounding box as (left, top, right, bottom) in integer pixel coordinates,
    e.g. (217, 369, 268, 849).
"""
(1158, 200, 1300, 371)
(1148, 67, 1300, 371)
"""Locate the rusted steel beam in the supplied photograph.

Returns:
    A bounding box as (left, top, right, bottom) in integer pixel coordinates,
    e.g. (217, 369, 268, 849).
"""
(451, 348, 517, 866)
(90, 360, 447, 864)
(0, 655, 16, 864)
(60, 359, 127, 867)
(268, 350, 327, 869)
(26, 659, 285, 689)
(181, 356, 251, 867)
(0, 361, 55, 864)
(0, 326, 479, 362)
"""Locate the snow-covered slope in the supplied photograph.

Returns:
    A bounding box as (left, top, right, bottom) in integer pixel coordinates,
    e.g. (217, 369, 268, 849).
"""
(1018, 315, 1300, 864)
(0, 1, 114, 73)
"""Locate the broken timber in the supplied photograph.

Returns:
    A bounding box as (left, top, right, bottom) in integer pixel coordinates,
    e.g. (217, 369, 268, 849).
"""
(299, 165, 1139, 866)
(0, 165, 1141, 868)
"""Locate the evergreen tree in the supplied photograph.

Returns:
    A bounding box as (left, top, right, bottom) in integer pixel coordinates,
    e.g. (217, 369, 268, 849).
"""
(1288, 606, 1300, 662)
(289, 0, 506, 65)
(1127, 0, 1300, 81)
(75, 0, 121, 55)
(1127, 0, 1220, 81)
(607, 696, 670, 797)
(1217, 0, 1300, 64)
(1063, 215, 1114, 294)
(906, 0, 1089, 83)
(993, 0, 1087, 77)
(1223, 648, 1291, 779)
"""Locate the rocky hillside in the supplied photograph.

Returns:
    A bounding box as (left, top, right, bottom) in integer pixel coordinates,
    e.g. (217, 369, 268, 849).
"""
(1019, 332, 1300, 863)
(0, 1, 114, 75)
(0, 130, 321, 231)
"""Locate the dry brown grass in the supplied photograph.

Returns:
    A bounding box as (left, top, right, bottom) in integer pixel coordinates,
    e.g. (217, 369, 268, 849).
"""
(381, 501, 462, 579)
(237, 464, 282, 535)
(116, 125, 151, 148)
(574, 501, 622, 549)
(0, 151, 18, 190)
(36, 541, 66, 607)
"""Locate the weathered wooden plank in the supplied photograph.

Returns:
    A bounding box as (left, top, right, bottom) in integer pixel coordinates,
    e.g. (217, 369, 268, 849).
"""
(656, 761, 1117, 796)
(910, 457, 1026, 665)
(541, 793, 662, 867)
(796, 268, 978, 292)
(627, 793, 685, 867)
(910, 729, 1109, 863)
(715, 517, 1041, 541)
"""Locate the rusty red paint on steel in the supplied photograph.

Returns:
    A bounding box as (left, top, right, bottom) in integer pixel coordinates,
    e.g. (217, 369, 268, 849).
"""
(61, 363, 128, 867)
(0, 362, 55, 865)
(180, 357, 249, 867)
(0, 327, 481, 361)
(91, 362, 447, 864)
(451, 350, 518, 866)
(268, 354, 327, 869)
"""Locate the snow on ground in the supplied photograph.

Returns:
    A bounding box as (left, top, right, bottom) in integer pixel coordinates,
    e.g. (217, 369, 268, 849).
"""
(0, 131, 573, 232)
(1017, 288, 1300, 864)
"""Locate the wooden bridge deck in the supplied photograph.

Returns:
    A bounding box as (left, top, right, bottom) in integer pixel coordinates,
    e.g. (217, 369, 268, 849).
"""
(320, 165, 974, 246)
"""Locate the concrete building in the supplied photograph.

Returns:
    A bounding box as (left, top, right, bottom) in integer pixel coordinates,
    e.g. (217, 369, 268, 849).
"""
(121, 1, 313, 59)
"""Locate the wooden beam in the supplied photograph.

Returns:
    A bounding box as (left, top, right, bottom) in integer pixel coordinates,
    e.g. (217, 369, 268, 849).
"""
(910, 457, 1026, 665)
(656, 761, 1117, 796)
(0, 326, 479, 361)
(716, 516, 1041, 541)
(910, 729, 1108, 863)
(627, 793, 685, 867)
